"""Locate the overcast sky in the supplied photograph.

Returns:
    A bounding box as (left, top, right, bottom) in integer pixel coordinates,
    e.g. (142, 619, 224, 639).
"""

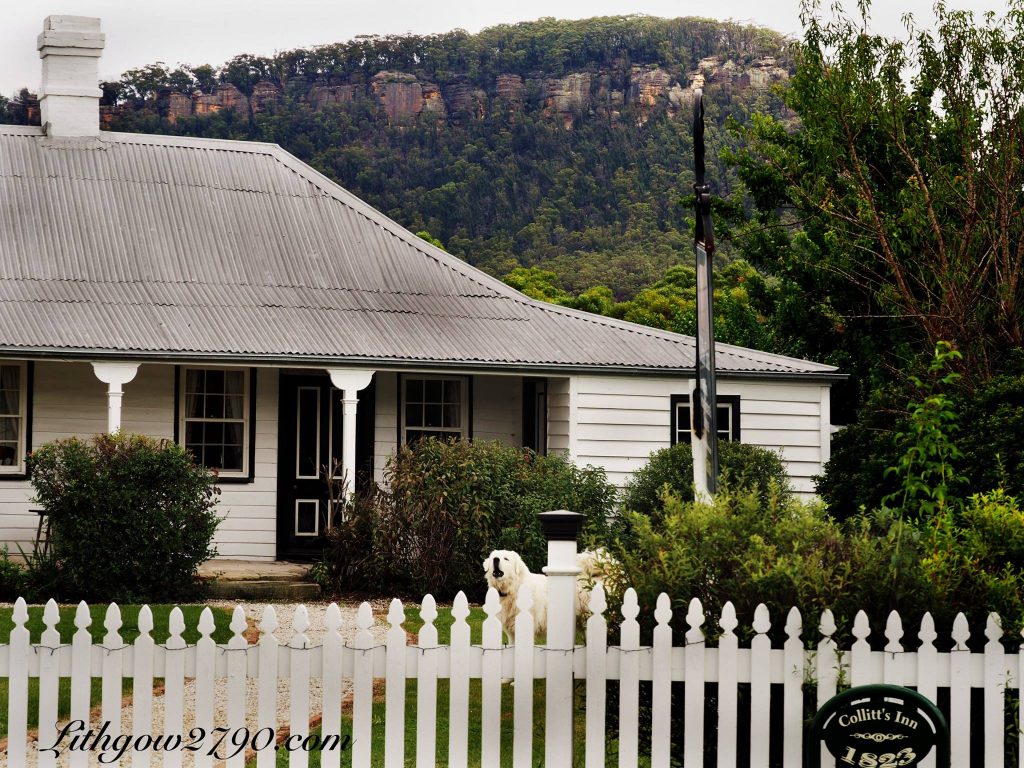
(1, 0, 1010, 97)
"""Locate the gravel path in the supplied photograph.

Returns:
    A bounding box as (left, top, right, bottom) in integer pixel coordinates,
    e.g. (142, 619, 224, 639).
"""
(6, 599, 392, 767)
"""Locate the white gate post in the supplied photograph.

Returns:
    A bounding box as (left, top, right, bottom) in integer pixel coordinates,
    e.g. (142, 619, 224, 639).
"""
(539, 510, 585, 768)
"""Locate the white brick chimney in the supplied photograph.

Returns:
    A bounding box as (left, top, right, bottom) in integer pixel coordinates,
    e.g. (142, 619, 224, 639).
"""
(37, 15, 105, 137)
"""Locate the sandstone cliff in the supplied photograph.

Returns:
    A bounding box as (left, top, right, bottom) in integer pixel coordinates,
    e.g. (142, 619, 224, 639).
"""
(151, 55, 787, 129)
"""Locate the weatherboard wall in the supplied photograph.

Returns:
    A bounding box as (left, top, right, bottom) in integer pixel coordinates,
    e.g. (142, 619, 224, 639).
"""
(0, 361, 278, 561)
(569, 374, 831, 496)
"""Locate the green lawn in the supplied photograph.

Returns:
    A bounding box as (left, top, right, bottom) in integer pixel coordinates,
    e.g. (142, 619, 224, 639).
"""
(254, 604, 589, 768)
(0, 603, 235, 737)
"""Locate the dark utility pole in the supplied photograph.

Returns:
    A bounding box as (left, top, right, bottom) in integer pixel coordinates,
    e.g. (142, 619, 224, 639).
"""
(692, 89, 719, 498)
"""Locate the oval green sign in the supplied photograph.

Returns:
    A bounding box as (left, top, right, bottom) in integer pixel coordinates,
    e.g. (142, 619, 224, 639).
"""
(820, 699, 935, 767)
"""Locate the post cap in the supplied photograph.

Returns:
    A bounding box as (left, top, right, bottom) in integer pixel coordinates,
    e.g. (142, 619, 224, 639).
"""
(538, 510, 585, 541)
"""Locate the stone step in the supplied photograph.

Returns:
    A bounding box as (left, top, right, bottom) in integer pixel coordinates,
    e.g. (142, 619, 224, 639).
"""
(205, 578, 322, 601)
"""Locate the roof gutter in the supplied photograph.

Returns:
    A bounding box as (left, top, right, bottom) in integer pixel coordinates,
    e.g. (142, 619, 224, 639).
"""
(0, 345, 848, 383)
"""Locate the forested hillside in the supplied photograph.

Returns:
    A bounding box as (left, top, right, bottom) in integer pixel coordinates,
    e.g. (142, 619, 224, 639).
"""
(2, 16, 792, 297)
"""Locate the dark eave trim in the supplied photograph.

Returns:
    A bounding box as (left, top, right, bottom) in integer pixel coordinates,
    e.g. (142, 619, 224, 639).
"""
(0, 346, 848, 383)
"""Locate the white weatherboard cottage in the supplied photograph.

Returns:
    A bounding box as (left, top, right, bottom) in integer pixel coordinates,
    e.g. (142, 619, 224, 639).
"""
(0, 17, 842, 561)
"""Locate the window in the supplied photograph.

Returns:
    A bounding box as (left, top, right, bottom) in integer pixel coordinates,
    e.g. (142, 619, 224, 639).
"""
(401, 375, 468, 444)
(179, 368, 252, 477)
(670, 393, 740, 445)
(0, 362, 28, 475)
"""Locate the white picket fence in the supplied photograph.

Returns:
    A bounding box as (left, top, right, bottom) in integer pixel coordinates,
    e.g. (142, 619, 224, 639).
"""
(1, 589, 1022, 767)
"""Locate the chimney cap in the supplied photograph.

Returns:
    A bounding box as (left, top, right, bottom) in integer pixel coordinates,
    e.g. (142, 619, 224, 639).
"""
(37, 15, 105, 55)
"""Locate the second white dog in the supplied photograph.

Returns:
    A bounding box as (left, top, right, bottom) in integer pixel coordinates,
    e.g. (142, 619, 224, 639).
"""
(483, 549, 609, 643)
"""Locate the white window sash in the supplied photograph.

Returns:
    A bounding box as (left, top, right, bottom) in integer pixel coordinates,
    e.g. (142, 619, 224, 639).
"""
(400, 374, 468, 445)
(0, 361, 27, 475)
(178, 367, 251, 478)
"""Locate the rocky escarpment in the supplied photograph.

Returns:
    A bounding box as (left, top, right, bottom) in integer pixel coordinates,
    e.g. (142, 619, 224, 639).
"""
(154, 56, 788, 128)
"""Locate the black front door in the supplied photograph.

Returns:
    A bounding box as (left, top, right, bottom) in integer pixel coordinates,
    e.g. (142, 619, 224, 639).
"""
(276, 372, 375, 560)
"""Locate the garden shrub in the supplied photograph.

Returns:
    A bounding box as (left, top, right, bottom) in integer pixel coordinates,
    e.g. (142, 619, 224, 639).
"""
(608, 487, 1024, 648)
(621, 440, 790, 517)
(28, 433, 220, 602)
(0, 547, 25, 600)
(320, 439, 617, 599)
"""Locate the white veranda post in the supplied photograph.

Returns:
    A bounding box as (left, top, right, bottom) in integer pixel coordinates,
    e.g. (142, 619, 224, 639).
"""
(539, 510, 585, 768)
(91, 362, 140, 433)
(326, 368, 375, 499)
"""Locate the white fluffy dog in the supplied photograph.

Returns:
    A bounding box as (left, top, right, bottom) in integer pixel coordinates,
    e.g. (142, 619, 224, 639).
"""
(483, 549, 610, 643)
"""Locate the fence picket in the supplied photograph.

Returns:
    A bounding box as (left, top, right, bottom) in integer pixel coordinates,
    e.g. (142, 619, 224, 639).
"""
(916, 613, 938, 768)
(448, 592, 472, 768)
(37, 599, 61, 768)
(416, 595, 440, 768)
(481, 589, 503, 768)
(983, 614, 1005, 768)
(225, 606, 250, 768)
(256, 606, 280, 768)
(618, 589, 641, 768)
(850, 611, 871, 687)
(162, 606, 187, 768)
(132, 606, 156, 768)
(194, 606, 217, 768)
(816, 610, 839, 768)
(69, 601, 93, 768)
(717, 602, 739, 768)
(321, 603, 345, 768)
(289, 605, 312, 768)
(683, 598, 706, 768)
(782, 608, 803, 768)
(749, 605, 771, 768)
(584, 583, 607, 768)
(384, 598, 407, 768)
(883, 610, 904, 685)
(351, 602, 375, 768)
(6, 598, 29, 768)
(514, 584, 536, 768)
(949, 613, 971, 768)
(650, 594, 673, 768)
(100, 603, 126, 767)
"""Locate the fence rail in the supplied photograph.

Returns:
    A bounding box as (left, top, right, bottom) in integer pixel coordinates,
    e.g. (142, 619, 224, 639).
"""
(2, 591, 1022, 767)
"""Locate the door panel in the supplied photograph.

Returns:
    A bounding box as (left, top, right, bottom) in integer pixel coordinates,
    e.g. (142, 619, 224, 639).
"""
(276, 372, 375, 560)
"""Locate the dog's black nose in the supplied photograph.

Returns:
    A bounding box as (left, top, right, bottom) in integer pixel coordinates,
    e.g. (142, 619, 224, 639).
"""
(492, 556, 503, 578)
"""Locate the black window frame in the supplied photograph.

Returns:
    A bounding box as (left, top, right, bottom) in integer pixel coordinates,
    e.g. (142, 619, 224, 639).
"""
(670, 392, 741, 445)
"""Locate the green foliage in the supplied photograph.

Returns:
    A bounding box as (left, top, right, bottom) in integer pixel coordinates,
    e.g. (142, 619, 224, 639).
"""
(958, 361, 1024, 496)
(27, 433, 221, 602)
(814, 385, 904, 520)
(319, 439, 617, 599)
(819, 350, 1024, 519)
(884, 342, 966, 516)
(0, 548, 25, 601)
(611, 486, 1024, 647)
(621, 440, 791, 517)
(729, 0, 1024, 386)
(919, 489, 1024, 635)
(610, 491, 921, 645)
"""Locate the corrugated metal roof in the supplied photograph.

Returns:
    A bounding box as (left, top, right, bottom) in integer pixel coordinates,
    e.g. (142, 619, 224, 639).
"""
(0, 125, 839, 377)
